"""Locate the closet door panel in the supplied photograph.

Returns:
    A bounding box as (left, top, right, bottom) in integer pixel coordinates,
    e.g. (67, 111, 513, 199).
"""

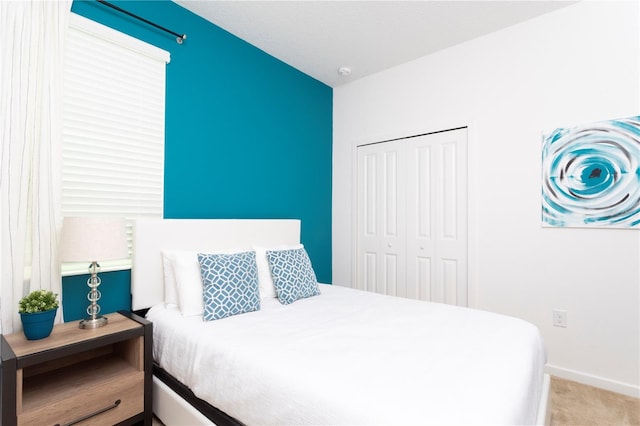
(434, 129, 468, 307)
(406, 128, 467, 306)
(356, 142, 406, 295)
(441, 258, 459, 305)
(408, 256, 431, 301)
(361, 252, 375, 293)
(381, 147, 405, 296)
(441, 141, 459, 240)
(406, 142, 435, 301)
(379, 143, 406, 296)
(357, 150, 378, 292)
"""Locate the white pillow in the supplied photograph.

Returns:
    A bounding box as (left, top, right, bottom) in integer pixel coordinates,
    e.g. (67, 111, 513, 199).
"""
(161, 250, 202, 316)
(161, 251, 179, 308)
(253, 244, 303, 298)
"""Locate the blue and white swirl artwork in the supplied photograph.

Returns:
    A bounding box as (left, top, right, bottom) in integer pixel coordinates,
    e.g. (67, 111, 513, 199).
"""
(542, 116, 640, 228)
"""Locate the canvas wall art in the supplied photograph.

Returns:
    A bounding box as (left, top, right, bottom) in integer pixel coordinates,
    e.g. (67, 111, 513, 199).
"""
(541, 115, 640, 228)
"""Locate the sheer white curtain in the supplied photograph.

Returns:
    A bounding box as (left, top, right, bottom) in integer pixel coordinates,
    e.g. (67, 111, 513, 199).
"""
(0, 1, 72, 334)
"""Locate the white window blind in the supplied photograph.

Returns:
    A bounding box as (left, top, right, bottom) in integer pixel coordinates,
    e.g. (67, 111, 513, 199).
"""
(62, 13, 169, 273)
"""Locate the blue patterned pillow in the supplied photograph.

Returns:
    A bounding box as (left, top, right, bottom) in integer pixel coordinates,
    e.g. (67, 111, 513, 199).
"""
(198, 251, 260, 321)
(266, 247, 320, 305)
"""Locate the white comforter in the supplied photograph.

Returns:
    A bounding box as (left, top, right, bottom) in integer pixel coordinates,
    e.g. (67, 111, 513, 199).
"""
(147, 284, 546, 425)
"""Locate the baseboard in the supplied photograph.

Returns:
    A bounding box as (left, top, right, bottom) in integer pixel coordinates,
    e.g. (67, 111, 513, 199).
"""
(546, 364, 640, 398)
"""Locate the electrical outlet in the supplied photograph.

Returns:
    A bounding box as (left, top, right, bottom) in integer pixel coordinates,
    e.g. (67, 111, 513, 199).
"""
(553, 309, 567, 328)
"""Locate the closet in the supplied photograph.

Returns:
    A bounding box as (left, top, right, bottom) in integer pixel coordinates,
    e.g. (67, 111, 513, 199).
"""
(356, 127, 468, 306)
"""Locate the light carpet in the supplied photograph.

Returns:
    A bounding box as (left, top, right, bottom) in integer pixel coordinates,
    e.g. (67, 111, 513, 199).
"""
(551, 376, 640, 426)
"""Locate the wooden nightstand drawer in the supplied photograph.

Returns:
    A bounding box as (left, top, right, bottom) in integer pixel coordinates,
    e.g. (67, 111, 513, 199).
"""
(2, 312, 153, 426)
(19, 357, 144, 426)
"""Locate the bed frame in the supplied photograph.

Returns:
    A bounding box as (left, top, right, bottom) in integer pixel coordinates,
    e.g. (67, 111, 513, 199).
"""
(131, 218, 551, 426)
(131, 218, 300, 425)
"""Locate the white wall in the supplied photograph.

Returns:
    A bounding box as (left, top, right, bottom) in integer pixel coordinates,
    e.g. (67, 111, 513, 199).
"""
(333, 1, 640, 397)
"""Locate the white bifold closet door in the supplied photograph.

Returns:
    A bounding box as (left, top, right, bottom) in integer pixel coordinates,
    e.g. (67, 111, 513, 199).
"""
(356, 128, 468, 306)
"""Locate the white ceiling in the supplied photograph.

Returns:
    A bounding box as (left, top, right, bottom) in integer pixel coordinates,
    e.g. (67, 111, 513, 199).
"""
(174, 1, 575, 87)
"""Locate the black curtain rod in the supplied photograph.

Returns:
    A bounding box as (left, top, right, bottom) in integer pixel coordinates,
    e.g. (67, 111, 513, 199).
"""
(97, 0, 187, 44)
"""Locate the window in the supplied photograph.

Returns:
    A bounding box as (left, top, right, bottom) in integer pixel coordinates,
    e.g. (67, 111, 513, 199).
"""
(62, 13, 169, 274)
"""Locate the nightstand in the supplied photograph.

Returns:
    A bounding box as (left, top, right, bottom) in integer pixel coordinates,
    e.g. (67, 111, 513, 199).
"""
(1, 311, 152, 426)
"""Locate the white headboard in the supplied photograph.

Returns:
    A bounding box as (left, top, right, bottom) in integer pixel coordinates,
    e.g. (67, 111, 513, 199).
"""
(131, 218, 301, 310)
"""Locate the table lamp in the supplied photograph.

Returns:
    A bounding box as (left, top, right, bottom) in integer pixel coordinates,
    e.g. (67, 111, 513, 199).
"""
(59, 217, 129, 329)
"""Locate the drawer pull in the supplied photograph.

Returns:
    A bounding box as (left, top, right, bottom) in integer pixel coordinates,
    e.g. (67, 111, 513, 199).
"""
(55, 399, 121, 426)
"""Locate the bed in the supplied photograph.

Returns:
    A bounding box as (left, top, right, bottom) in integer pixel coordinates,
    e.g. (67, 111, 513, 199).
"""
(131, 219, 551, 425)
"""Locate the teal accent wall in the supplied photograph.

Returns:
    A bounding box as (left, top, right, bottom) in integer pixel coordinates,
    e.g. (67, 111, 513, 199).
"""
(63, 1, 332, 319)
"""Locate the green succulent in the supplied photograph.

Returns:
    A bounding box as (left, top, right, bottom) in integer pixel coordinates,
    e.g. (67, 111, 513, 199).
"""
(18, 289, 59, 314)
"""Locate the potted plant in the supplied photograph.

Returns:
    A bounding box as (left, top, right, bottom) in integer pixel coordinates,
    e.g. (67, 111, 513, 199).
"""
(18, 290, 59, 340)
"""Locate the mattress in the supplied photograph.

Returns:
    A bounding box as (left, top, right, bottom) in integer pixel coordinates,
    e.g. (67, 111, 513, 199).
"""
(147, 284, 546, 425)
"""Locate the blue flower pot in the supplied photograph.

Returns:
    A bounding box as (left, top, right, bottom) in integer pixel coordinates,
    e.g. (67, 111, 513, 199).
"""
(20, 308, 57, 340)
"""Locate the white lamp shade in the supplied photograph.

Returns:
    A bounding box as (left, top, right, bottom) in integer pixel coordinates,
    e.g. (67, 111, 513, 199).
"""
(59, 217, 129, 262)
